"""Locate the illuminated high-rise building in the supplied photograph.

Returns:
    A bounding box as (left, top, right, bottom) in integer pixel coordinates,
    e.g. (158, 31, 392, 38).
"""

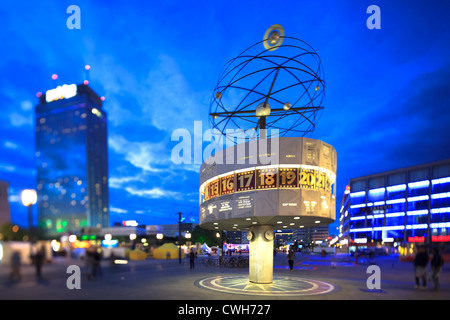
(35, 83, 109, 235)
(339, 159, 450, 246)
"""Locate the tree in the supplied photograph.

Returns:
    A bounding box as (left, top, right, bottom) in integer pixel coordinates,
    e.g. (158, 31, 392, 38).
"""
(191, 226, 219, 246)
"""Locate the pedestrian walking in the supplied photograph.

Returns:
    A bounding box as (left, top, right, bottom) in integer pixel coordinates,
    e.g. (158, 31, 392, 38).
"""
(85, 247, 94, 280)
(288, 248, 295, 271)
(9, 251, 22, 281)
(189, 248, 195, 269)
(34, 246, 45, 279)
(430, 247, 444, 291)
(92, 247, 102, 278)
(413, 245, 428, 289)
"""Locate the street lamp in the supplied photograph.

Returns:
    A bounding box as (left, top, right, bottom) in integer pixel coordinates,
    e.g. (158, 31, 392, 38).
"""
(216, 232, 222, 256)
(156, 233, 163, 248)
(21, 189, 37, 244)
(21, 189, 37, 206)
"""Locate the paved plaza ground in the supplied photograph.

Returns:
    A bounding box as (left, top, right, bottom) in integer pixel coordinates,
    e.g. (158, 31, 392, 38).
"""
(0, 252, 448, 303)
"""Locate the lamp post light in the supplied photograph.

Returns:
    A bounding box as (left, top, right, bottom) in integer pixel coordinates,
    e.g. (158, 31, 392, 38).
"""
(156, 233, 163, 248)
(216, 232, 221, 256)
(21, 189, 37, 245)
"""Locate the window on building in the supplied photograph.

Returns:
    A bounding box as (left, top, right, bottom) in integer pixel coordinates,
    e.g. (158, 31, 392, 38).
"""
(433, 164, 450, 179)
(409, 168, 429, 182)
(351, 180, 366, 192)
(369, 176, 385, 189)
(388, 172, 406, 186)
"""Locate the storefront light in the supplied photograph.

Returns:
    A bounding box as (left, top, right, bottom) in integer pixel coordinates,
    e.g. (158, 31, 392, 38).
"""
(407, 195, 429, 202)
(431, 192, 450, 199)
(350, 191, 365, 198)
(431, 177, 450, 185)
(386, 184, 406, 192)
(408, 180, 429, 189)
(369, 187, 385, 194)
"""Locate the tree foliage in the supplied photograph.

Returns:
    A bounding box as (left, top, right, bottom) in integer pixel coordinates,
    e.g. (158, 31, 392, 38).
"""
(0, 223, 27, 241)
(191, 226, 220, 246)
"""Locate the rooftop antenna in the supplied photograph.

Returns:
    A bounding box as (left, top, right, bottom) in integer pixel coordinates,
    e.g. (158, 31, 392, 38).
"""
(51, 73, 59, 89)
(84, 64, 90, 85)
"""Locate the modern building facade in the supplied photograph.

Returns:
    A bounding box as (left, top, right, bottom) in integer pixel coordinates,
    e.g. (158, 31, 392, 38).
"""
(35, 83, 109, 236)
(293, 225, 329, 243)
(149, 223, 196, 238)
(225, 230, 249, 244)
(339, 159, 450, 246)
(0, 180, 11, 225)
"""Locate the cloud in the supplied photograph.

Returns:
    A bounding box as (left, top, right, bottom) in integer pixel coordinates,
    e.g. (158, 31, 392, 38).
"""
(331, 63, 450, 197)
(110, 207, 128, 214)
(139, 54, 210, 133)
(124, 186, 182, 200)
(9, 112, 32, 127)
(109, 134, 170, 173)
(87, 54, 143, 127)
(0, 164, 16, 172)
(4, 141, 19, 149)
(109, 175, 143, 189)
(135, 210, 151, 214)
(20, 100, 32, 111)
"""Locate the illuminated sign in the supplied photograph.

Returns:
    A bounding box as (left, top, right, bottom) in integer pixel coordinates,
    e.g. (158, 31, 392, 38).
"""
(45, 84, 77, 103)
(122, 220, 138, 227)
(279, 168, 298, 188)
(432, 235, 450, 242)
(102, 239, 119, 247)
(199, 137, 337, 230)
(71, 241, 92, 249)
(220, 174, 235, 195)
(408, 236, 425, 243)
(236, 170, 255, 193)
(257, 167, 277, 190)
(200, 165, 335, 204)
(300, 168, 316, 189)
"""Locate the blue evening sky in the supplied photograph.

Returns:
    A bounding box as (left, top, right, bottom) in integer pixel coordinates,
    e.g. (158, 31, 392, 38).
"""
(1, 0, 449, 235)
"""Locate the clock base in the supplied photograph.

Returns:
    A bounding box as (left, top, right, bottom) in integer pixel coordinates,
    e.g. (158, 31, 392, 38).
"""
(248, 224, 274, 284)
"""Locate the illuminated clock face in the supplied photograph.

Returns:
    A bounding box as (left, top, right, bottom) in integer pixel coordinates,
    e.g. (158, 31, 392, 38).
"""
(247, 231, 254, 241)
(265, 230, 274, 241)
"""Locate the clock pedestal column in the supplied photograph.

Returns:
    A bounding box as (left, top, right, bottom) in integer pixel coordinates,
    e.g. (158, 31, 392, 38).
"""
(248, 225, 274, 284)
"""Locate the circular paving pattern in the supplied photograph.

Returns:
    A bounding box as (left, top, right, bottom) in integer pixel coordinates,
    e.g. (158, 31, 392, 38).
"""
(196, 275, 336, 296)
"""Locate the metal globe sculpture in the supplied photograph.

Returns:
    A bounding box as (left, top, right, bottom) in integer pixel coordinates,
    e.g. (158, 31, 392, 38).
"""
(210, 24, 325, 142)
(200, 25, 336, 285)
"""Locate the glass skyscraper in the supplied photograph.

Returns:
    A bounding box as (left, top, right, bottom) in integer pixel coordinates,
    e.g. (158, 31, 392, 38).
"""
(339, 159, 450, 246)
(35, 83, 109, 236)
